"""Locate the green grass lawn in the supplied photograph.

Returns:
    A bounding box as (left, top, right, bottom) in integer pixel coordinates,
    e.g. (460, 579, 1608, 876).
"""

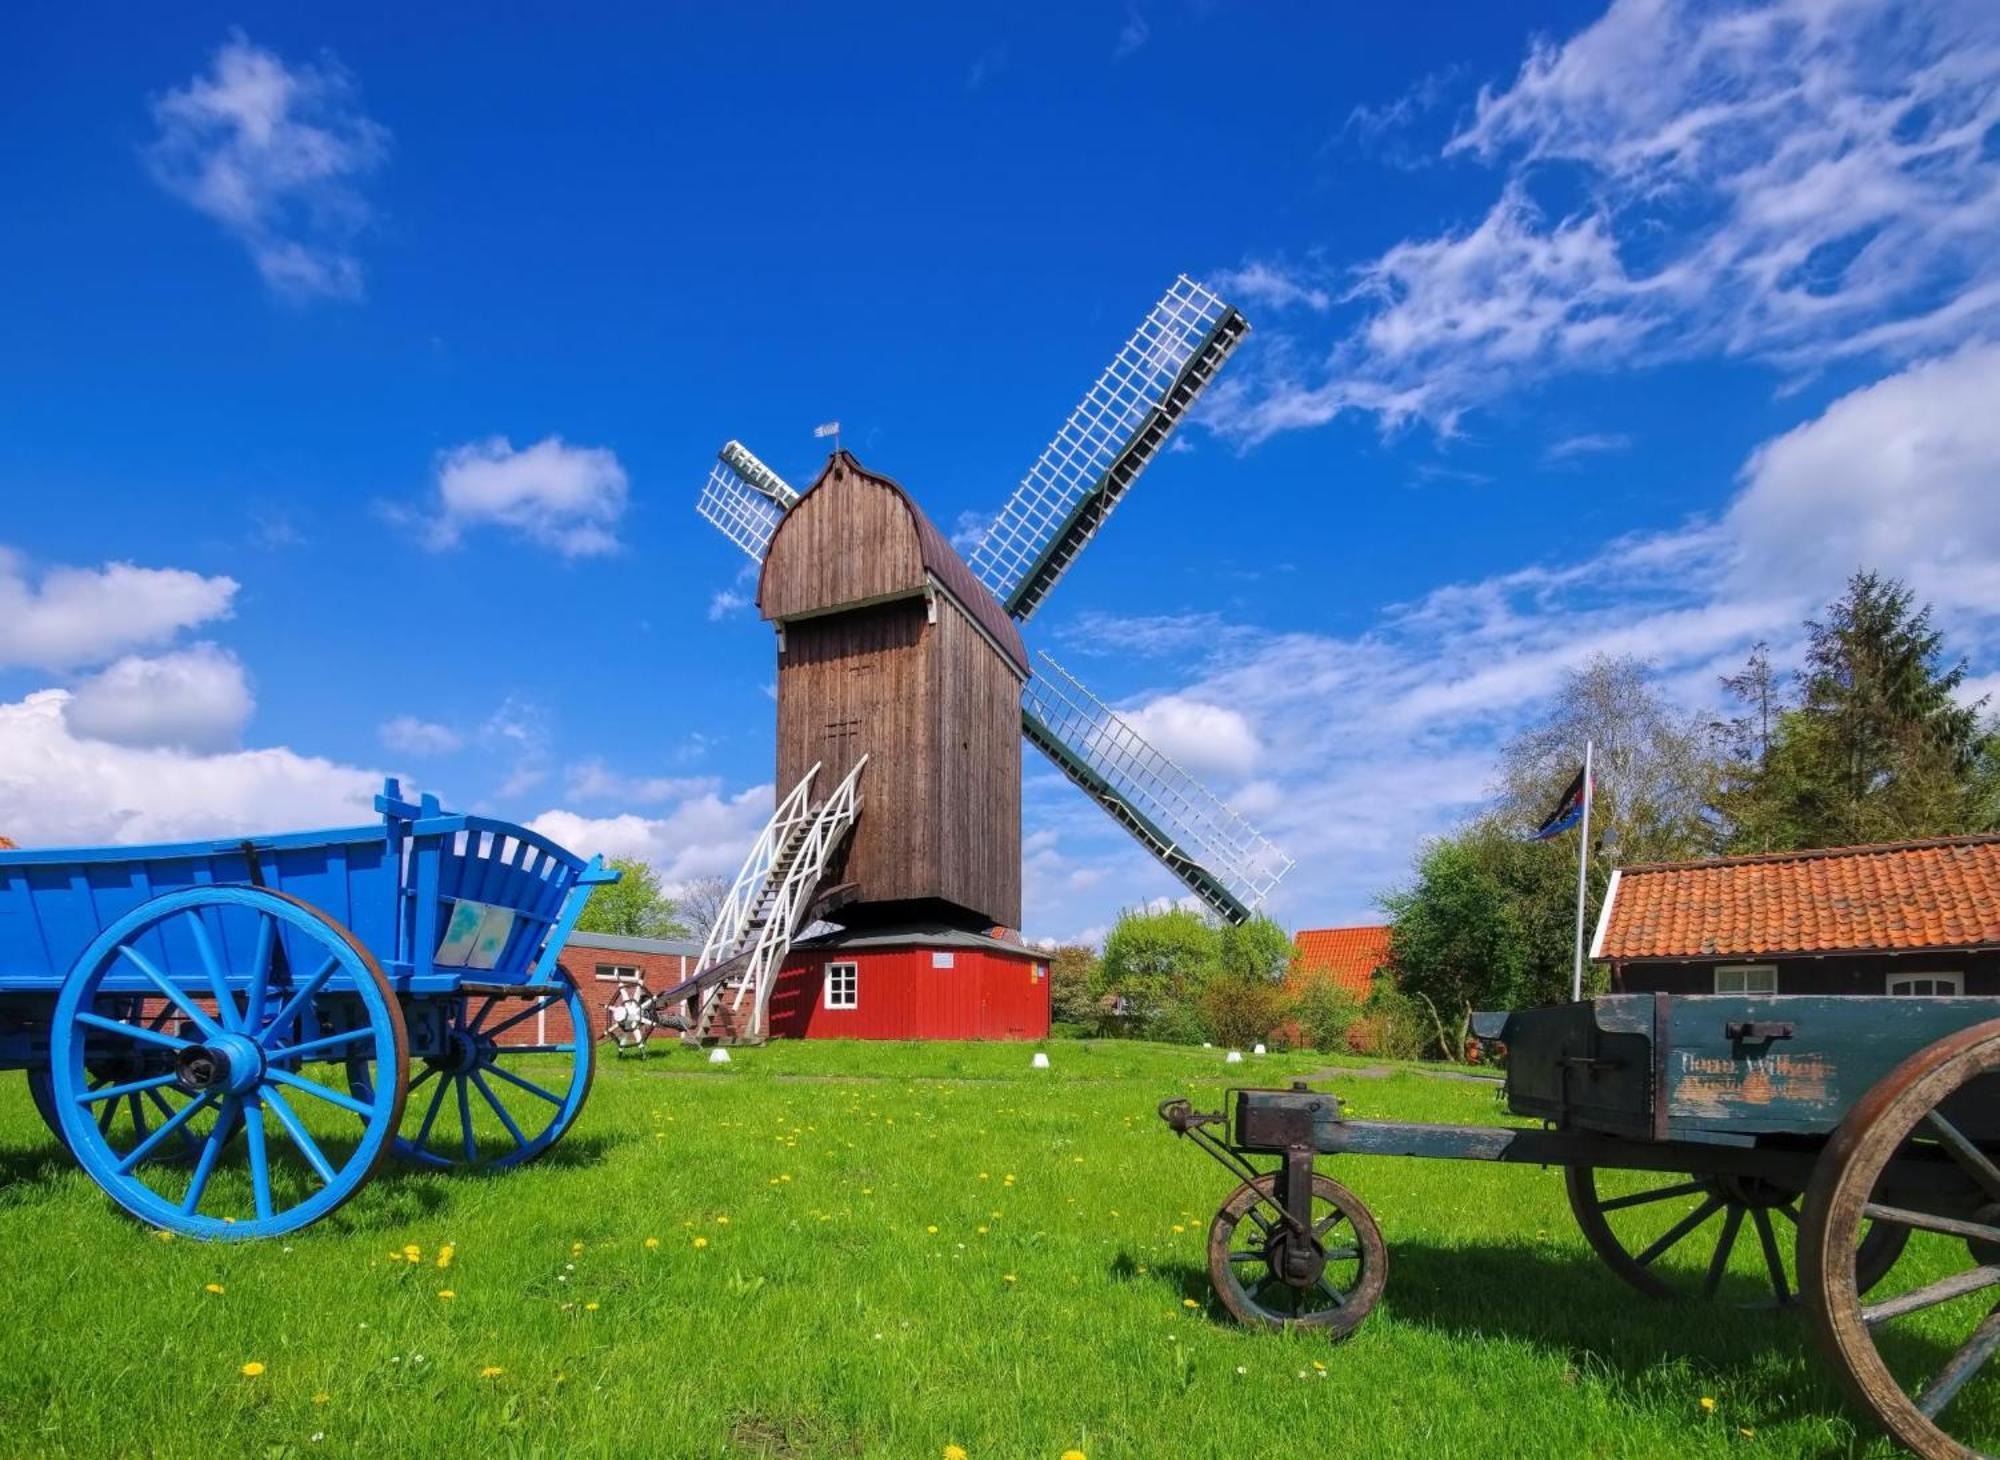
(0, 1038, 1929, 1458)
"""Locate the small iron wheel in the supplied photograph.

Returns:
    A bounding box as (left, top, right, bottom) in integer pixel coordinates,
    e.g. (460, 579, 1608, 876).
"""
(1801, 1018, 2000, 1460)
(1566, 1165, 1908, 1306)
(1206, 1171, 1386, 1338)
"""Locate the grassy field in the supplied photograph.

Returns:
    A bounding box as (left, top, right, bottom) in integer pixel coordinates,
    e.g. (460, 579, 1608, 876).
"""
(0, 1038, 1932, 1458)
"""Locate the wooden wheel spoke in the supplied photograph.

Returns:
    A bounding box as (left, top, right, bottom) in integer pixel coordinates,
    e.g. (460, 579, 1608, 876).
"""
(1597, 1178, 1711, 1213)
(261, 1084, 336, 1186)
(482, 995, 561, 1042)
(1923, 1111, 2000, 1204)
(266, 1068, 375, 1119)
(181, 910, 238, 1032)
(181, 1099, 239, 1215)
(1750, 1206, 1791, 1304)
(1918, 1307, 2000, 1420)
(471, 1070, 530, 1150)
(1864, 1201, 2000, 1247)
(1702, 1204, 1747, 1298)
(256, 954, 341, 1050)
(1864, 1266, 2000, 1326)
(412, 1073, 451, 1150)
(115, 1089, 214, 1174)
(1634, 1195, 1724, 1268)
(1316, 1272, 1347, 1306)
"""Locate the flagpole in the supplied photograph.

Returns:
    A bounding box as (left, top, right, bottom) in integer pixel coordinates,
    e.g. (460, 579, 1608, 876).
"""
(1571, 738, 1593, 1002)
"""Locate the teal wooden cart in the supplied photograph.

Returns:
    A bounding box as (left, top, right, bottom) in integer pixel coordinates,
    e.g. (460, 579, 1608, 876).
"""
(1162, 995, 2000, 1460)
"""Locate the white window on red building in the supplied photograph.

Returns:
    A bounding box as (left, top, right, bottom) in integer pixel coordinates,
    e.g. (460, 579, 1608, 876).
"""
(595, 963, 642, 984)
(826, 961, 858, 1010)
(1888, 972, 1963, 995)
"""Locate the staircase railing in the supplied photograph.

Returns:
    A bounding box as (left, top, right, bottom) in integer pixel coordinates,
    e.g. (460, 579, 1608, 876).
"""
(696, 762, 821, 974)
(736, 755, 869, 1038)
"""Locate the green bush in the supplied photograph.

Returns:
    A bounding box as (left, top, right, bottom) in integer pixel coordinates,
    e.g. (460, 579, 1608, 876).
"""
(1198, 976, 1291, 1050)
(1289, 979, 1365, 1053)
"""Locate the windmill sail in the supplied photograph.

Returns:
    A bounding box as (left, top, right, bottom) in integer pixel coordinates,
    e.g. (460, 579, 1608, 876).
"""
(696, 442, 796, 562)
(1020, 652, 1290, 924)
(967, 276, 1249, 624)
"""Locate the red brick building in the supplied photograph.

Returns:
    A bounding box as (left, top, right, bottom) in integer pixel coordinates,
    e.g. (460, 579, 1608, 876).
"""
(1593, 835, 2000, 996)
(555, 930, 704, 1041)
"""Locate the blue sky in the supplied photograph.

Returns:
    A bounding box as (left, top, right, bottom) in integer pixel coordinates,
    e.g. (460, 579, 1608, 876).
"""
(3, 1, 1998, 943)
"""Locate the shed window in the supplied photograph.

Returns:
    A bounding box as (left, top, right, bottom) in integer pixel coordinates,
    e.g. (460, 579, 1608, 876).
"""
(1888, 972, 1963, 996)
(931, 951, 955, 969)
(1714, 964, 1779, 994)
(595, 963, 641, 984)
(826, 961, 858, 1010)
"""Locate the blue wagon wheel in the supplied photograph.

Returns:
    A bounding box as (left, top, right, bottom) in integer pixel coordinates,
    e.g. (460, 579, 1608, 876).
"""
(49, 886, 408, 1241)
(347, 965, 593, 1171)
(28, 995, 220, 1163)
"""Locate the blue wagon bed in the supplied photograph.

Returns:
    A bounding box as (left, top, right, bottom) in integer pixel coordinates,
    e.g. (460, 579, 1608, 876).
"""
(0, 779, 614, 1240)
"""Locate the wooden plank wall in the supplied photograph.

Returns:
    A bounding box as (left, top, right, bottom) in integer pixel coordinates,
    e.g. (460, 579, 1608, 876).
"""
(928, 594, 1023, 928)
(760, 465, 924, 621)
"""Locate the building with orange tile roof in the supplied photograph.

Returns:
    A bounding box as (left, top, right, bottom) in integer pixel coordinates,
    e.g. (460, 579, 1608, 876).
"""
(1592, 835, 2000, 997)
(1290, 924, 1392, 997)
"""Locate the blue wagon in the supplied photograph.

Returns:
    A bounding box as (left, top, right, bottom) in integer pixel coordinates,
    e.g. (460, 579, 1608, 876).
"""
(0, 780, 615, 1240)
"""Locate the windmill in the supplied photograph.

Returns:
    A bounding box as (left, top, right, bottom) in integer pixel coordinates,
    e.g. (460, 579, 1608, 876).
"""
(654, 276, 1292, 1044)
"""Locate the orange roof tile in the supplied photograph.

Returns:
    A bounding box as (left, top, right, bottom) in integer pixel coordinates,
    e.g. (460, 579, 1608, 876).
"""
(0, 836, 13, 850)
(1596, 835, 2000, 962)
(1291, 925, 1392, 996)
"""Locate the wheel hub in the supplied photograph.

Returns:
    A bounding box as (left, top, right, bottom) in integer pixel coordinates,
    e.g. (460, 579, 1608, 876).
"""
(427, 1026, 492, 1078)
(174, 1032, 265, 1095)
(1267, 1230, 1327, 1289)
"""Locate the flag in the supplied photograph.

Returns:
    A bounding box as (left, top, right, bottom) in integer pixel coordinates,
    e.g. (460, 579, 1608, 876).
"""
(1531, 765, 1589, 840)
(813, 421, 841, 438)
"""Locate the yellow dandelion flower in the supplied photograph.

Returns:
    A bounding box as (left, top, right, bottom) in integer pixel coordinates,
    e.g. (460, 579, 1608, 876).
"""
(437, 1290, 456, 1300)
(644, 1237, 660, 1249)
(1700, 1397, 1717, 1413)
(1183, 1299, 1199, 1309)
(715, 1215, 730, 1224)
(693, 1236, 709, 1249)
(480, 1366, 505, 1379)
(926, 1225, 939, 1235)
(313, 1393, 329, 1405)
(153, 1230, 174, 1243)
(1003, 1273, 1018, 1284)
(1738, 1429, 1755, 1439)
(944, 1447, 968, 1460)
(240, 1362, 265, 1378)
(403, 1243, 421, 1258)
(1063, 1451, 1087, 1460)
(436, 1244, 455, 1270)
(1311, 1361, 1327, 1372)
(584, 1302, 600, 1312)
(204, 1282, 225, 1295)
(570, 1241, 584, 1255)
(976, 1226, 988, 1236)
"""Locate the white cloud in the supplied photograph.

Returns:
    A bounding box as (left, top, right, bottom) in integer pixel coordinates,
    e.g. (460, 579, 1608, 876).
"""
(1213, 262, 1332, 314)
(708, 588, 752, 620)
(482, 697, 552, 797)
(1725, 340, 2000, 613)
(1113, 8, 1150, 61)
(62, 643, 253, 753)
(1544, 431, 1633, 463)
(0, 688, 381, 847)
(145, 33, 389, 300)
(564, 759, 716, 806)
(0, 548, 238, 671)
(1122, 695, 1263, 778)
(423, 436, 629, 557)
(1214, 0, 2000, 440)
(528, 783, 775, 885)
(379, 715, 463, 756)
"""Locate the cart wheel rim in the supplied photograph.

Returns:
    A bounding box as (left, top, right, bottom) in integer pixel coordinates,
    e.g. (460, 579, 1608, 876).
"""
(48, 886, 408, 1242)
(350, 969, 593, 1171)
(1206, 1172, 1386, 1338)
(1801, 1018, 2000, 1460)
(1564, 1164, 1908, 1307)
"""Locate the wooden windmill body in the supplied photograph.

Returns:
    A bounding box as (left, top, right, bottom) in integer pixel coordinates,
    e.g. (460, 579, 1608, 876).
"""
(759, 453, 1026, 932)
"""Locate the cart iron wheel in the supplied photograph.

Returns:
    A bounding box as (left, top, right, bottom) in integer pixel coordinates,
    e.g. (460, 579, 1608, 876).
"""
(348, 967, 593, 1171)
(605, 983, 652, 1051)
(1206, 1171, 1387, 1338)
(48, 886, 408, 1241)
(1802, 1017, 2000, 1460)
(1567, 1164, 1909, 1306)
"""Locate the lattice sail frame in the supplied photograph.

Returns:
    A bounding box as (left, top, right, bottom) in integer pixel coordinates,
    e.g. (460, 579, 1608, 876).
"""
(696, 447, 792, 563)
(967, 275, 1249, 622)
(1020, 653, 1291, 924)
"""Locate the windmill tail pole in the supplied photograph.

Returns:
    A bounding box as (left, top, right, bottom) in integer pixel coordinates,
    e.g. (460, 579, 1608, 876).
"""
(1571, 739, 1594, 1003)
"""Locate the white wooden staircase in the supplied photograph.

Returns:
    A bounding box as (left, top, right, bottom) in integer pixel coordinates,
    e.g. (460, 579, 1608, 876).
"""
(659, 757, 867, 1045)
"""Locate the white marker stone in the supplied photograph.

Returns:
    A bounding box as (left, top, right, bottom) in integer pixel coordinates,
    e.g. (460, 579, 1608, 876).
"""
(1253, 1043, 1268, 1056)
(708, 1047, 732, 1064)
(1225, 1050, 1244, 1064)
(1030, 1051, 1051, 1069)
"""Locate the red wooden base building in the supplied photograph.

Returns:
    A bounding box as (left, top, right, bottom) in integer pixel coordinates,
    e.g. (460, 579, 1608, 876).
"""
(764, 926, 1051, 1041)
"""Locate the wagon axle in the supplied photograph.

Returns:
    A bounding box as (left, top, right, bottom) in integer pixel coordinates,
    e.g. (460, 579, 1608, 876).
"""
(173, 1035, 265, 1096)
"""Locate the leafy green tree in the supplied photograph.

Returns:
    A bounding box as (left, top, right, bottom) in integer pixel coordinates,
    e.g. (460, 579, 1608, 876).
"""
(1045, 943, 1101, 1028)
(1097, 907, 1221, 1036)
(1723, 573, 2000, 849)
(1215, 915, 1292, 984)
(574, 857, 689, 940)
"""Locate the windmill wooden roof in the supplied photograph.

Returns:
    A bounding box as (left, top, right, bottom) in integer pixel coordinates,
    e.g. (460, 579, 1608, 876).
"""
(1290, 924, 1392, 995)
(1594, 835, 2000, 962)
(758, 450, 1028, 675)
